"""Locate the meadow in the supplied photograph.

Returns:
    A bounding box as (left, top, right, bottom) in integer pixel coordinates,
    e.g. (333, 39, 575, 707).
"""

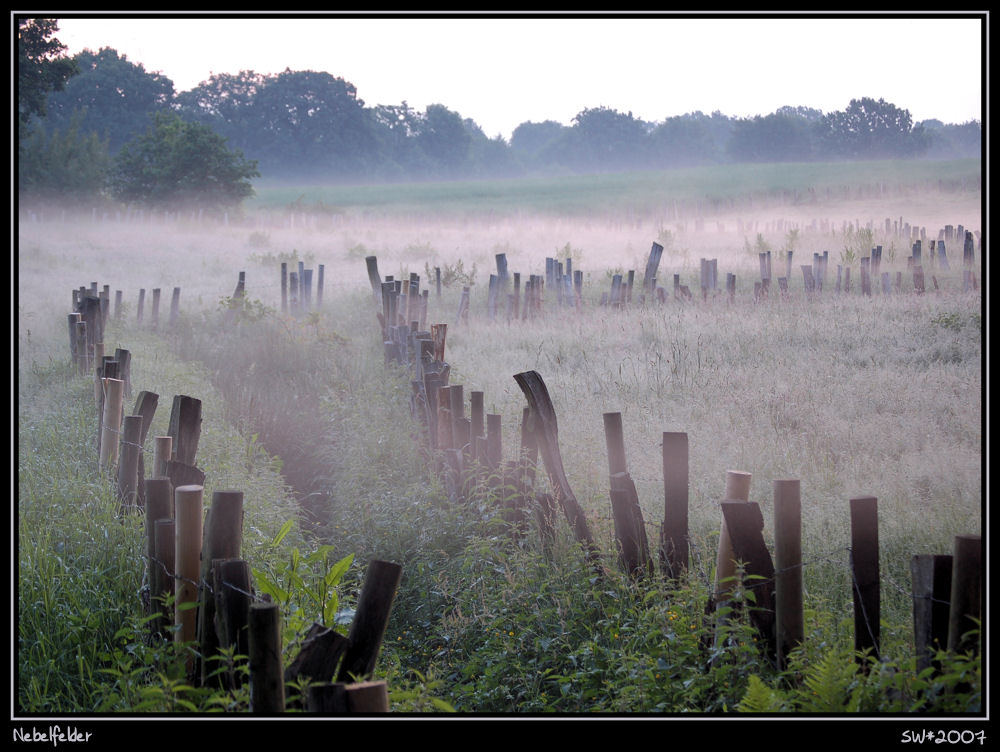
(16, 159, 983, 717)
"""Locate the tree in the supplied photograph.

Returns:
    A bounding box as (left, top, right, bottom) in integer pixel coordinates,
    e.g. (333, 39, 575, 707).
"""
(648, 113, 722, 168)
(109, 111, 259, 212)
(174, 70, 267, 150)
(727, 112, 816, 163)
(568, 107, 650, 171)
(17, 18, 77, 132)
(414, 104, 472, 177)
(249, 69, 379, 178)
(43, 47, 175, 153)
(817, 97, 929, 159)
(19, 112, 111, 206)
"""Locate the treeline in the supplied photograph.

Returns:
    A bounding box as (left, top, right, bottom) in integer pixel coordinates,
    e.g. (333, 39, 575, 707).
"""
(18, 20, 982, 210)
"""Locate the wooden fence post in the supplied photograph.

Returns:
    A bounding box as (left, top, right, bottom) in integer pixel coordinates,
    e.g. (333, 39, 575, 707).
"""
(99, 378, 125, 471)
(947, 534, 982, 656)
(336, 560, 403, 682)
(514, 370, 600, 568)
(213, 558, 252, 689)
(197, 490, 244, 686)
(773, 479, 803, 670)
(249, 602, 285, 713)
(174, 484, 204, 671)
(849, 496, 880, 663)
(168, 395, 202, 467)
(720, 500, 777, 661)
(603, 412, 653, 579)
(153, 436, 172, 478)
(150, 288, 160, 329)
(153, 518, 175, 637)
(661, 432, 689, 580)
(714, 470, 752, 601)
(144, 477, 173, 633)
(115, 414, 143, 514)
(910, 554, 953, 674)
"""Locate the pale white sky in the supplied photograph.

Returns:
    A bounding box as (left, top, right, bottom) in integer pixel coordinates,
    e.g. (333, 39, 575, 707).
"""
(44, 13, 985, 140)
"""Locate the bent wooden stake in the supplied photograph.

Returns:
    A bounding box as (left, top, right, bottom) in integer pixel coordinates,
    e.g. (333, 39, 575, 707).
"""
(99, 377, 125, 471)
(514, 370, 599, 567)
(714, 470, 752, 600)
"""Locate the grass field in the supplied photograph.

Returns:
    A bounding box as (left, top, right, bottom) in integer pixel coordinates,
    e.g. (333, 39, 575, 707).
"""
(16, 159, 983, 716)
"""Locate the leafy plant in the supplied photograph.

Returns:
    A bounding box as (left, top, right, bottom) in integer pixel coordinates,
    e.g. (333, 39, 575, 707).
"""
(252, 520, 356, 644)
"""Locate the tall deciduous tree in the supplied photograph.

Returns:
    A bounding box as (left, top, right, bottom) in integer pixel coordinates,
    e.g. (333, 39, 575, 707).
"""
(43, 47, 175, 153)
(17, 18, 77, 131)
(817, 97, 929, 159)
(110, 111, 259, 212)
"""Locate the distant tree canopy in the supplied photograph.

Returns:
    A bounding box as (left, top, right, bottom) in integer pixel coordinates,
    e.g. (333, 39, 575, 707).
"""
(109, 111, 259, 212)
(17, 30, 982, 205)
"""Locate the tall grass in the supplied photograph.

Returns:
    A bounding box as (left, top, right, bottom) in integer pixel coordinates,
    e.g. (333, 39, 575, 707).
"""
(17, 160, 981, 713)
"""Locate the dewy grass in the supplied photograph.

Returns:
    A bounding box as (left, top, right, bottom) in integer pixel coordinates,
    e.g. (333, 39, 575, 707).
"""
(17, 162, 981, 714)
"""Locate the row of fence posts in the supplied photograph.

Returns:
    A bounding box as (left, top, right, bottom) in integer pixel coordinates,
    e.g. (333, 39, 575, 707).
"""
(364, 228, 978, 326)
(367, 256, 982, 683)
(280, 261, 325, 315)
(67, 280, 401, 714)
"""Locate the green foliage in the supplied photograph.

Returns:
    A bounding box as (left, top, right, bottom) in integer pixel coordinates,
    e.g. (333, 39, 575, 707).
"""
(18, 113, 112, 205)
(738, 643, 982, 713)
(253, 522, 355, 644)
(109, 110, 259, 211)
(425, 258, 477, 288)
(17, 18, 78, 130)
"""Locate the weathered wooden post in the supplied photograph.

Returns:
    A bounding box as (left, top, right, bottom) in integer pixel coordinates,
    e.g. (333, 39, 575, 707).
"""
(317, 264, 324, 308)
(214, 558, 252, 689)
(249, 602, 284, 713)
(144, 477, 173, 633)
(720, 499, 777, 661)
(280, 262, 288, 313)
(910, 554, 952, 674)
(116, 414, 143, 513)
(197, 490, 245, 686)
(603, 412, 653, 579)
(643, 242, 663, 293)
(773, 479, 803, 670)
(150, 288, 161, 329)
(169, 287, 181, 327)
(174, 485, 204, 672)
(168, 395, 202, 467)
(714, 470, 752, 601)
(67, 312, 81, 365)
(153, 436, 173, 478)
(849, 496, 880, 663)
(661, 432, 689, 580)
(947, 534, 982, 657)
(514, 371, 600, 568)
(99, 378, 125, 471)
(153, 518, 175, 636)
(136, 288, 145, 325)
(336, 560, 403, 682)
(74, 321, 89, 375)
(365, 256, 383, 304)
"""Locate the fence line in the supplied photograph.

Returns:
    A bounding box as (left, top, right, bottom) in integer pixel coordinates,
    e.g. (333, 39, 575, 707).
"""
(366, 240, 982, 677)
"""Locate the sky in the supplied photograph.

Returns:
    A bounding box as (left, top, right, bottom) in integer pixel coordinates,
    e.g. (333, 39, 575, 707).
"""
(42, 12, 985, 141)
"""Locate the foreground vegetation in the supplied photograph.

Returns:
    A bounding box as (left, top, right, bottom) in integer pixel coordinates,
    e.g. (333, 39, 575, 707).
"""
(16, 162, 982, 718)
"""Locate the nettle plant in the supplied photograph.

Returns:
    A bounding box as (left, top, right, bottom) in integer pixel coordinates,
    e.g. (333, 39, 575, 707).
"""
(252, 520, 356, 646)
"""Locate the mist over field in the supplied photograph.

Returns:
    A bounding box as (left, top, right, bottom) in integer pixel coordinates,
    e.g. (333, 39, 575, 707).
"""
(16, 160, 983, 717)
